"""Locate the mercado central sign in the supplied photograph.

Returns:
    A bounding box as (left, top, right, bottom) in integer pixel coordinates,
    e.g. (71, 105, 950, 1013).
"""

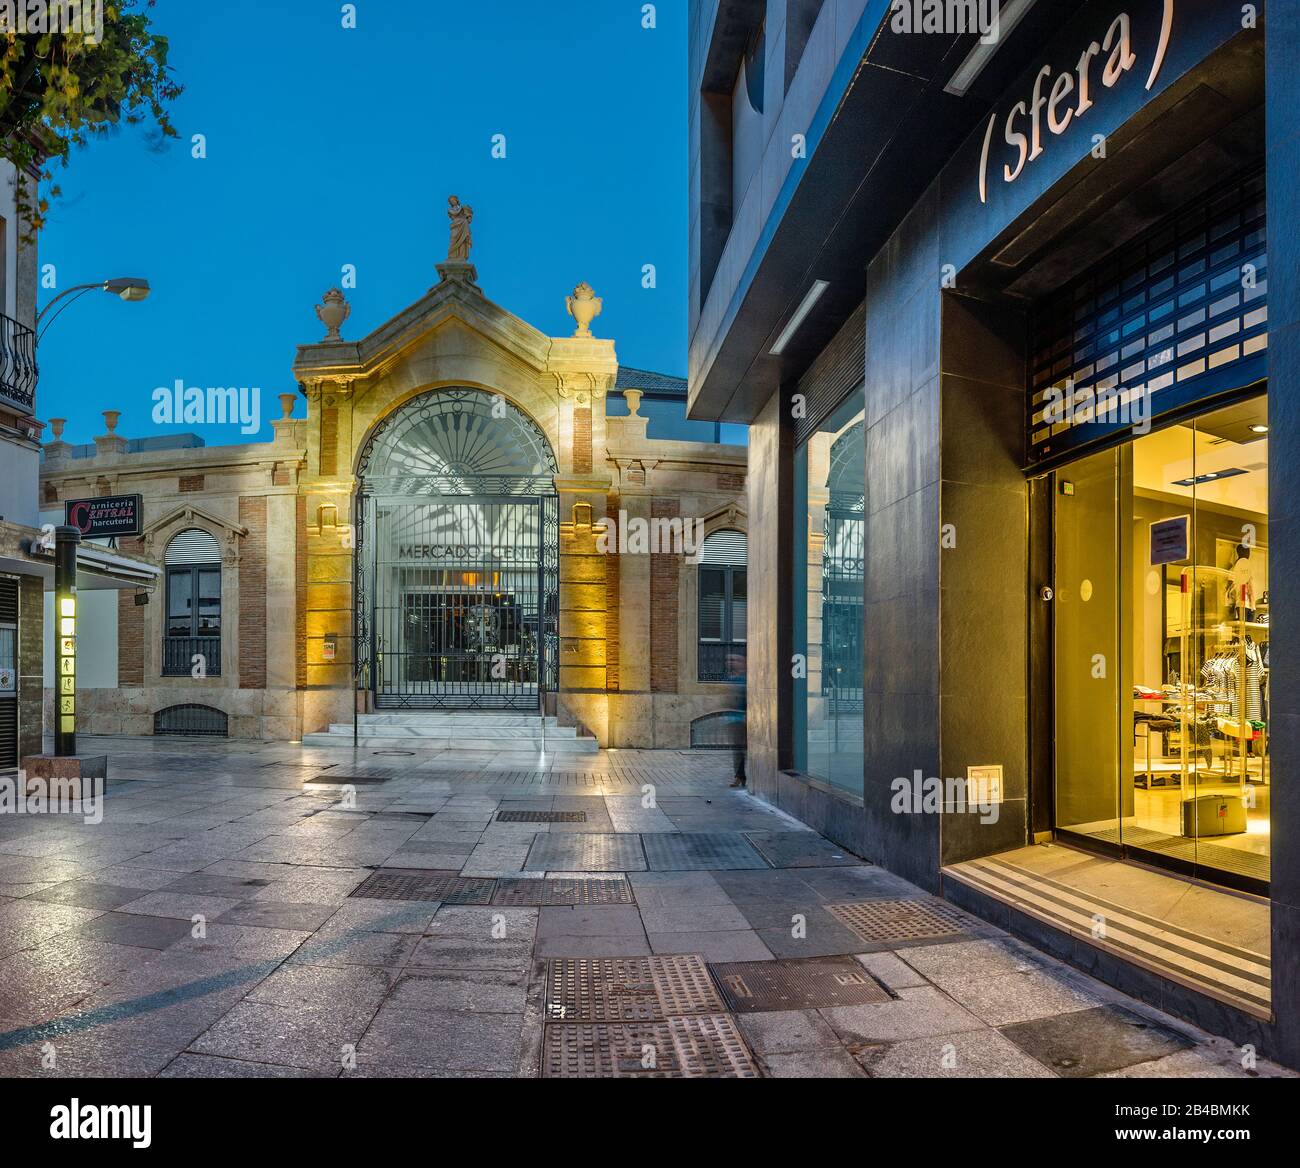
(977, 0, 1175, 203)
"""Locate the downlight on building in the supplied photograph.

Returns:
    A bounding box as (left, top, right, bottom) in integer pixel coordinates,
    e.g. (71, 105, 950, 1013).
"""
(39, 258, 748, 752)
(688, 1, 1297, 1064)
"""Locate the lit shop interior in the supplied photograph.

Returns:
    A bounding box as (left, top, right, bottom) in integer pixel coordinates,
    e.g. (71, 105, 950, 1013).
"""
(1054, 393, 1272, 892)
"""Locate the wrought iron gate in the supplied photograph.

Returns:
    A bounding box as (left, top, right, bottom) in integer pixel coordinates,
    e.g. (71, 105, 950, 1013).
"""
(365, 496, 554, 709)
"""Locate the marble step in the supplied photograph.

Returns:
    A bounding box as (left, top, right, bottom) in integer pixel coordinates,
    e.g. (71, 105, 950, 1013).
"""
(301, 729, 598, 753)
(328, 722, 581, 738)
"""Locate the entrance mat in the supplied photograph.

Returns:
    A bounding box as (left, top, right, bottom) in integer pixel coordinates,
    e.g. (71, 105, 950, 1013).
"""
(492, 877, 634, 907)
(709, 957, 893, 1012)
(642, 832, 769, 872)
(542, 1015, 760, 1078)
(544, 955, 725, 1021)
(743, 831, 864, 869)
(1075, 826, 1271, 884)
(349, 869, 496, 904)
(827, 898, 978, 943)
(496, 810, 587, 824)
(524, 833, 647, 872)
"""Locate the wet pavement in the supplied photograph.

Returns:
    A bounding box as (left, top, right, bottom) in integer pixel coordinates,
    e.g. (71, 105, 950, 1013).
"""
(0, 737, 1289, 1078)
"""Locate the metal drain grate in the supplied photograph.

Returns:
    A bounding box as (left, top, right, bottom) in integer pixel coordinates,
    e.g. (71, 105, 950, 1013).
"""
(349, 869, 496, 904)
(545, 955, 725, 1021)
(827, 898, 977, 943)
(305, 773, 392, 785)
(496, 810, 587, 823)
(542, 1015, 759, 1078)
(710, 957, 892, 1012)
(493, 878, 634, 906)
(261, 762, 336, 772)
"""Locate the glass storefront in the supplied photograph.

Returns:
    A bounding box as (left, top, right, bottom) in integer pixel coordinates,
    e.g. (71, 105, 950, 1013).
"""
(1054, 394, 1271, 891)
(792, 394, 865, 794)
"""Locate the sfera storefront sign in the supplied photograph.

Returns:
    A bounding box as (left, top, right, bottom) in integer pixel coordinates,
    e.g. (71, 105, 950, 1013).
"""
(65, 494, 142, 538)
(977, 0, 1174, 203)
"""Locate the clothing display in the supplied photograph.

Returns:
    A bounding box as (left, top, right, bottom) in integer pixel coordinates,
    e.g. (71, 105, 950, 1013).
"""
(1201, 639, 1266, 722)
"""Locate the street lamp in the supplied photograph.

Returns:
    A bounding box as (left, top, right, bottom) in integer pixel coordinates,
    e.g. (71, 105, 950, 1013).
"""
(36, 277, 151, 342)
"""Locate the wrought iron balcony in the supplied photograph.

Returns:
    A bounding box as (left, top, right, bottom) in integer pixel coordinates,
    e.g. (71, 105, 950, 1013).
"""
(699, 641, 747, 683)
(162, 636, 221, 678)
(0, 311, 37, 415)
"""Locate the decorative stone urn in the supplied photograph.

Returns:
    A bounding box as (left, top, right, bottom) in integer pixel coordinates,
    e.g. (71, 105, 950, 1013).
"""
(102, 410, 120, 433)
(48, 418, 66, 440)
(315, 288, 351, 341)
(623, 389, 643, 417)
(278, 393, 297, 419)
(566, 282, 603, 338)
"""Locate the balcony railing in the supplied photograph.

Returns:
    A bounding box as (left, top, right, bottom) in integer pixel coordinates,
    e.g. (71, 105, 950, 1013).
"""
(0, 311, 37, 415)
(163, 636, 221, 678)
(698, 641, 747, 683)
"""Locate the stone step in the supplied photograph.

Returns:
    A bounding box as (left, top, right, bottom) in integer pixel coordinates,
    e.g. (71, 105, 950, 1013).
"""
(301, 729, 598, 753)
(328, 722, 580, 739)
(354, 713, 562, 728)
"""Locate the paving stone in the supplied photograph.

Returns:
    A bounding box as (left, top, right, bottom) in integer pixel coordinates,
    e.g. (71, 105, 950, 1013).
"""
(854, 951, 931, 990)
(999, 1005, 1194, 1078)
(736, 1009, 842, 1054)
(73, 912, 196, 950)
(537, 906, 647, 940)
(216, 901, 340, 932)
(188, 999, 375, 1073)
(26, 881, 149, 910)
(855, 1029, 1055, 1078)
(744, 831, 863, 868)
(642, 832, 769, 871)
(646, 931, 774, 962)
(117, 892, 244, 920)
(159, 1053, 320, 1078)
(525, 834, 647, 872)
(163, 873, 276, 897)
(389, 968, 528, 1014)
(357, 1007, 523, 1073)
(628, 871, 733, 909)
(820, 986, 987, 1044)
(760, 1048, 867, 1077)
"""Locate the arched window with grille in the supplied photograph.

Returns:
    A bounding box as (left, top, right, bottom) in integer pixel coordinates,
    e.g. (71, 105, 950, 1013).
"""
(698, 529, 747, 682)
(163, 529, 222, 677)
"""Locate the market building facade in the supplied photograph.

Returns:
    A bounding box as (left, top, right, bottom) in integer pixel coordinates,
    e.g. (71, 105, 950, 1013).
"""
(689, 0, 1297, 1063)
(39, 252, 748, 751)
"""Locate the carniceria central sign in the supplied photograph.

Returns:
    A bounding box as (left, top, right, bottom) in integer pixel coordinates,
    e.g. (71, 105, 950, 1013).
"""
(977, 0, 1175, 203)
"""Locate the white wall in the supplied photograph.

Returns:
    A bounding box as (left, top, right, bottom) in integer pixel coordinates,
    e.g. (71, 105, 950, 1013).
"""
(0, 158, 16, 319)
(44, 588, 119, 690)
(0, 441, 39, 525)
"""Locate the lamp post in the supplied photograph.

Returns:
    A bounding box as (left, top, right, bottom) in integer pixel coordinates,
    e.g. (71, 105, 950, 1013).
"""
(36, 277, 151, 343)
(53, 526, 80, 757)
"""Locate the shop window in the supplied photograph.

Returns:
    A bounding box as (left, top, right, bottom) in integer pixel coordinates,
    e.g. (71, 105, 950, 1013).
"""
(698, 530, 747, 682)
(163, 529, 222, 677)
(792, 394, 865, 795)
(1053, 394, 1271, 893)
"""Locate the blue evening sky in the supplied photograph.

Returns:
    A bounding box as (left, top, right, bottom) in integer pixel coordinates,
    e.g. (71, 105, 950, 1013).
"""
(37, 0, 687, 447)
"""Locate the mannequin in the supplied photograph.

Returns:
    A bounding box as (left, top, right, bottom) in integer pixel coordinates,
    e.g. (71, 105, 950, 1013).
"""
(1228, 543, 1256, 622)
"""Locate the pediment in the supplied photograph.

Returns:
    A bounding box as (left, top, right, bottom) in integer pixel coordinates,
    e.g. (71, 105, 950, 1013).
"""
(293, 276, 554, 387)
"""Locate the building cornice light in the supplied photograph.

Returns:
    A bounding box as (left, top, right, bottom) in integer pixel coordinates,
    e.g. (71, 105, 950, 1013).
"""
(944, 0, 1039, 97)
(770, 280, 830, 356)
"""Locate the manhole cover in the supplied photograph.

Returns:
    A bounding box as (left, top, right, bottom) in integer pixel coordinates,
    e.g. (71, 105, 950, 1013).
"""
(349, 869, 496, 904)
(493, 878, 634, 906)
(525, 833, 646, 872)
(642, 832, 769, 871)
(545, 955, 725, 1021)
(496, 810, 587, 823)
(827, 899, 976, 943)
(542, 1015, 759, 1078)
(710, 957, 892, 1012)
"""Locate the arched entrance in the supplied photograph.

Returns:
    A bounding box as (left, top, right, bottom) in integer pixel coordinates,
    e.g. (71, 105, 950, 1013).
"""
(354, 388, 559, 710)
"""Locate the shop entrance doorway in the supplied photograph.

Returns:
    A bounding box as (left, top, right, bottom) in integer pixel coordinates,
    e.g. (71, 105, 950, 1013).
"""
(354, 388, 559, 712)
(1052, 394, 1272, 895)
